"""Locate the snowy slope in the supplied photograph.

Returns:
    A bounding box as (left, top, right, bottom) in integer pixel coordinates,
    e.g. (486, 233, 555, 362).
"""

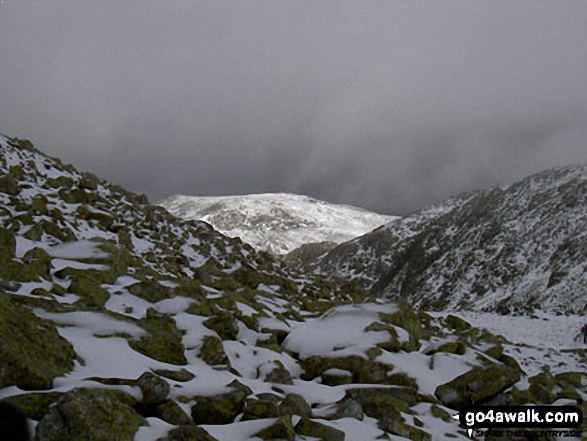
(157, 193, 398, 255)
(1, 135, 585, 440)
(312, 164, 587, 315)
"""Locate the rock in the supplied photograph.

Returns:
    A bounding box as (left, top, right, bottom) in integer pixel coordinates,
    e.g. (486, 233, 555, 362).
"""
(203, 312, 239, 341)
(199, 336, 230, 368)
(444, 315, 472, 332)
(0, 174, 20, 196)
(0, 228, 16, 262)
(242, 398, 280, 420)
(69, 275, 110, 308)
(0, 291, 75, 390)
(129, 309, 187, 365)
(22, 248, 53, 278)
(2, 391, 64, 420)
(379, 303, 422, 351)
(301, 354, 391, 384)
(153, 368, 195, 382)
(259, 360, 293, 385)
(137, 372, 170, 405)
(159, 425, 218, 441)
(254, 416, 295, 441)
(128, 279, 175, 303)
(294, 417, 345, 441)
(347, 386, 420, 417)
(321, 368, 353, 386)
(190, 381, 252, 425)
(435, 364, 521, 409)
(325, 397, 364, 421)
(425, 340, 466, 356)
(153, 400, 193, 425)
(279, 393, 312, 417)
(34, 388, 145, 441)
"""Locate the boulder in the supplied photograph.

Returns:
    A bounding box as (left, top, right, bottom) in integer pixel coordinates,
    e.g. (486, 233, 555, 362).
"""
(258, 360, 293, 385)
(153, 400, 193, 425)
(199, 336, 230, 368)
(435, 364, 521, 409)
(203, 312, 239, 341)
(128, 279, 175, 303)
(190, 381, 252, 425)
(253, 416, 295, 441)
(0, 291, 75, 390)
(279, 393, 312, 417)
(129, 309, 187, 365)
(301, 354, 391, 384)
(2, 391, 64, 421)
(241, 398, 280, 421)
(34, 388, 145, 441)
(294, 417, 345, 441)
(0, 227, 16, 262)
(137, 372, 170, 405)
(159, 425, 217, 441)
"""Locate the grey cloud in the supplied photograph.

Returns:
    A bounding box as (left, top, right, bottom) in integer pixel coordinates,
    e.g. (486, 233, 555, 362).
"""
(1, 1, 586, 215)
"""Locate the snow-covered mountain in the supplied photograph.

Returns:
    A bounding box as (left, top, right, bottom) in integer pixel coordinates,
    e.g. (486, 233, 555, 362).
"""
(1, 135, 585, 440)
(311, 164, 587, 315)
(157, 193, 398, 255)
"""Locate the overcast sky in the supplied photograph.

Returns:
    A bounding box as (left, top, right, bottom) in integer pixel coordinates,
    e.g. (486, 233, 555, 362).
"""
(1, 1, 586, 214)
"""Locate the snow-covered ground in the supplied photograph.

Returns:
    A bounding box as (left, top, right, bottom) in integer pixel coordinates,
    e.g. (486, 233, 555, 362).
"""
(438, 310, 587, 377)
(158, 193, 398, 255)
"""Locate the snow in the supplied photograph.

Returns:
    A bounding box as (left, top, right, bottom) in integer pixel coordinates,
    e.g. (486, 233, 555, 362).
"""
(283, 303, 397, 358)
(158, 193, 398, 255)
(446, 310, 587, 376)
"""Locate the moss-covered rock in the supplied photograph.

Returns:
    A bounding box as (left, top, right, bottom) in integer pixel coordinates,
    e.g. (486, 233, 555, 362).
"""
(203, 311, 239, 341)
(199, 335, 230, 368)
(301, 354, 392, 384)
(152, 399, 193, 425)
(0, 227, 16, 262)
(153, 368, 195, 382)
(294, 417, 345, 441)
(242, 398, 280, 420)
(426, 340, 467, 356)
(137, 372, 170, 405)
(128, 279, 175, 303)
(254, 416, 296, 440)
(34, 388, 145, 441)
(346, 386, 420, 417)
(260, 360, 294, 385)
(0, 174, 20, 196)
(279, 393, 312, 417)
(444, 315, 472, 332)
(129, 309, 187, 365)
(2, 391, 64, 420)
(0, 291, 75, 390)
(435, 364, 521, 409)
(160, 425, 218, 441)
(68, 275, 111, 308)
(190, 381, 252, 425)
(379, 303, 422, 351)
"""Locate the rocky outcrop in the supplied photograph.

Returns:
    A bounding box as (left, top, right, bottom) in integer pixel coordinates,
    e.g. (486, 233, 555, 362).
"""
(34, 388, 146, 441)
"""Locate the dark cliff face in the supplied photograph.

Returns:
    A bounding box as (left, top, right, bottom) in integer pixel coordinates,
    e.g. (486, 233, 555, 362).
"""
(312, 164, 587, 315)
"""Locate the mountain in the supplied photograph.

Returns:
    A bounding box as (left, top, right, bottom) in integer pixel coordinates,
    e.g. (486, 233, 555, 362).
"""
(157, 193, 397, 255)
(311, 164, 587, 315)
(0, 135, 585, 440)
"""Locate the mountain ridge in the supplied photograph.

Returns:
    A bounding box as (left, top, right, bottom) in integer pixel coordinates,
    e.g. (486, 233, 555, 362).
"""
(157, 192, 398, 255)
(311, 162, 587, 315)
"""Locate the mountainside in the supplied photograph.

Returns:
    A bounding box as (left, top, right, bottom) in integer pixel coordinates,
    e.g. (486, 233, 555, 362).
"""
(0, 135, 585, 440)
(311, 164, 587, 315)
(157, 193, 397, 255)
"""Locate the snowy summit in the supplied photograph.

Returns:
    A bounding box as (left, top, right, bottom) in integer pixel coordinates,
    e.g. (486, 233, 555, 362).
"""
(157, 193, 398, 255)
